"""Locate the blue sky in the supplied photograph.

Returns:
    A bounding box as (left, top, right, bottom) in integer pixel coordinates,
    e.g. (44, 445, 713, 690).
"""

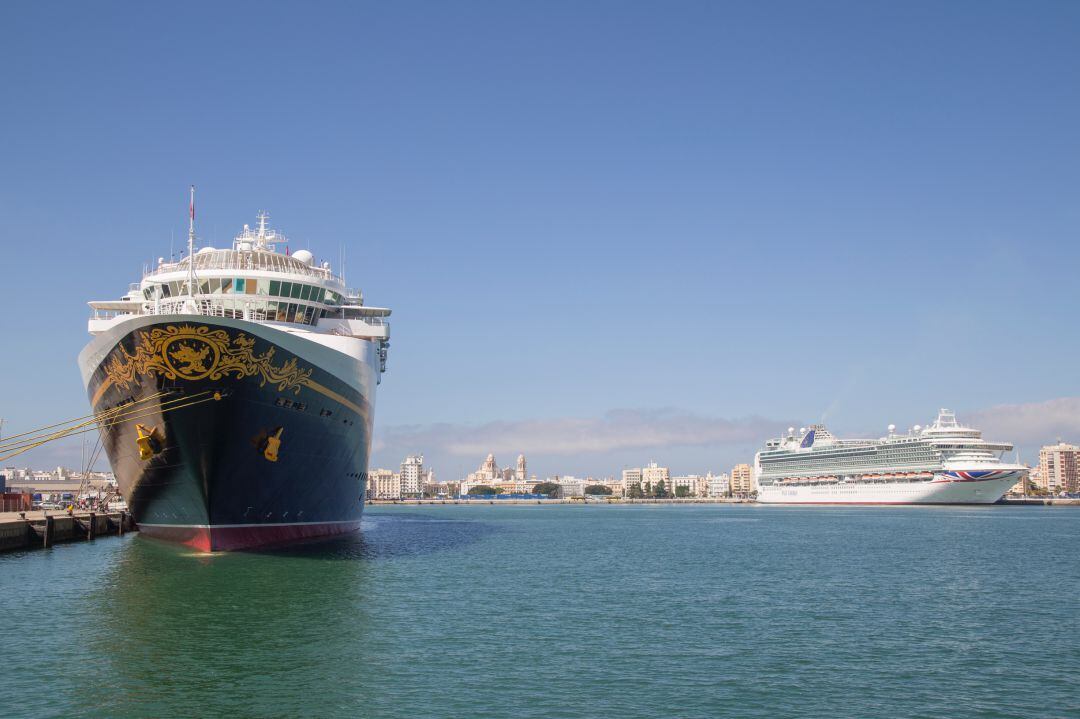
(1, 1, 1078, 478)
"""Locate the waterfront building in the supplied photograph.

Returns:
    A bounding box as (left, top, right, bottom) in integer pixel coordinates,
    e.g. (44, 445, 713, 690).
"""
(463, 452, 531, 491)
(1039, 442, 1080, 494)
(556, 476, 585, 498)
(467, 453, 505, 483)
(1024, 466, 1046, 494)
(621, 468, 643, 496)
(494, 479, 538, 494)
(591, 477, 623, 496)
(671, 475, 701, 498)
(730, 463, 754, 496)
(706, 472, 730, 498)
(457, 478, 488, 496)
(400, 455, 425, 498)
(369, 469, 399, 499)
(641, 462, 670, 489)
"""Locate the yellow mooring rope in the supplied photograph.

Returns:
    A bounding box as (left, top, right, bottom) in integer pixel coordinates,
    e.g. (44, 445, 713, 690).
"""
(0, 390, 223, 464)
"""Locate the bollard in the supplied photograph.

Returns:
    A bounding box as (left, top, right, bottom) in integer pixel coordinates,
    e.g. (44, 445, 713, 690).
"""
(43, 515, 54, 549)
(87, 512, 96, 540)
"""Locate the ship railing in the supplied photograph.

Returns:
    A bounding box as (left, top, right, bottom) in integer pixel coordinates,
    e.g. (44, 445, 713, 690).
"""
(89, 308, 129, 321)
(144, 250, 343, 282)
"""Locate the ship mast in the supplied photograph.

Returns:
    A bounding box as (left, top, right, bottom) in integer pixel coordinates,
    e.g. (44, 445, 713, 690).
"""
(187, 185, 197, 297)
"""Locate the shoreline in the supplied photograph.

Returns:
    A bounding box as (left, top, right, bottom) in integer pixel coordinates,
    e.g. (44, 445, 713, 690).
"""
(367, 497, 1080, 507)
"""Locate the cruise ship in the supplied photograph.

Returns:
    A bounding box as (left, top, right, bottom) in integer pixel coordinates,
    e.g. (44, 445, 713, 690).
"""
(77, 193, 390, 550)
(755, 410, 1026, 504)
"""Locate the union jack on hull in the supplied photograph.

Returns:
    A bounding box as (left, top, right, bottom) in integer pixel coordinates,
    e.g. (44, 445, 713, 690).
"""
(940, 470, 1012, 482)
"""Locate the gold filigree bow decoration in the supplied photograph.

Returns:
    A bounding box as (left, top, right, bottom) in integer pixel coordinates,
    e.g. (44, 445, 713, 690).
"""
(103, 325, 313, 394)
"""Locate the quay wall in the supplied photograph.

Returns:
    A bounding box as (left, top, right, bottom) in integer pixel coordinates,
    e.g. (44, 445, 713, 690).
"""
(0, 511, 137, 552)
(1001, 497, 1080, 506)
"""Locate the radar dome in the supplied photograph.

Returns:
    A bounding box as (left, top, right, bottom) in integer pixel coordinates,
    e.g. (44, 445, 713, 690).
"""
(913, 425, 922, 432)
(293, 249, 314, 266)
(888, 424, 896, 432)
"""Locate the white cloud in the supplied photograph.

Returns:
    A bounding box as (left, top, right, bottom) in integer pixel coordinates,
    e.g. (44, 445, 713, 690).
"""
(966, 397, 1080, 445)
(374, 408, 792, 458)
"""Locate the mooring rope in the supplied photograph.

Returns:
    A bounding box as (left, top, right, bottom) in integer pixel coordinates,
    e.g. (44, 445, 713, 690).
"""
(0, 391, 221, 463)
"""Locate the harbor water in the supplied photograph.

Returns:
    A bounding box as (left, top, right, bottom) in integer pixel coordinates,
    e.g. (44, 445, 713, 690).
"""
(1, 504, 1077, 718)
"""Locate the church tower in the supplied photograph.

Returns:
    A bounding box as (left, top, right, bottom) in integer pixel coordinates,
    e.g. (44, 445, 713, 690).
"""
(516, 454, 526, 482)
(482, 453, 497, 480)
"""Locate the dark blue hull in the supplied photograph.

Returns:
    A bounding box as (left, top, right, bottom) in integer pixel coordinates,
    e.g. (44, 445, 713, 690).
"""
(83, 320, 373, 550)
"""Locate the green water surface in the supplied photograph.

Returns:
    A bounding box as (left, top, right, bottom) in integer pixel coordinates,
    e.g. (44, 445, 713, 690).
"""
(1, 504, 1077, 718)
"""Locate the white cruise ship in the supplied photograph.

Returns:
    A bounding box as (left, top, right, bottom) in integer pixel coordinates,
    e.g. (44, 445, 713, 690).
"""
(755, 410, 1026, 504)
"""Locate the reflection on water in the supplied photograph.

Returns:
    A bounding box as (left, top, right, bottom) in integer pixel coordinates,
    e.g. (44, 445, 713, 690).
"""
(73, 512, 496, 718)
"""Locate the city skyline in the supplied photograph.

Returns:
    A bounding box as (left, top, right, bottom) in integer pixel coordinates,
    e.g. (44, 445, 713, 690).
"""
(1, 2, 1079, 478)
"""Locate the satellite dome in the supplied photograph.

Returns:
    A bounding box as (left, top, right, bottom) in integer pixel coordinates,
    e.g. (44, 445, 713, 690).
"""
(293, 249, 314, 266)
(888, 424, 896, 433)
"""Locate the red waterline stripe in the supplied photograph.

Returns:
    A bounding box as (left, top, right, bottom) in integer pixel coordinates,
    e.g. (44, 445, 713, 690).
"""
(138, 520, 362, 552)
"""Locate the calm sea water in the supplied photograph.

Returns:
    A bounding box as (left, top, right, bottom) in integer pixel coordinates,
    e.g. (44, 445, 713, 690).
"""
(1, 504, 1077, 718)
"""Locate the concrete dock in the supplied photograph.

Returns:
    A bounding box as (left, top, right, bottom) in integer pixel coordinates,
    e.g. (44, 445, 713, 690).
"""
(0, 510, 137, 552)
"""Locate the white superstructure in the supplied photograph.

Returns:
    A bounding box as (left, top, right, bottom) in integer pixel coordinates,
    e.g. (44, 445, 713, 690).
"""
(82, 210, 390, 388)
(755, 410, 1027, 504)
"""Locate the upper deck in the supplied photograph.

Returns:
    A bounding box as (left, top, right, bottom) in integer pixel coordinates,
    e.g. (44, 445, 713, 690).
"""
(756, 409, 1016, 478)
(87, 212, 390, 352)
